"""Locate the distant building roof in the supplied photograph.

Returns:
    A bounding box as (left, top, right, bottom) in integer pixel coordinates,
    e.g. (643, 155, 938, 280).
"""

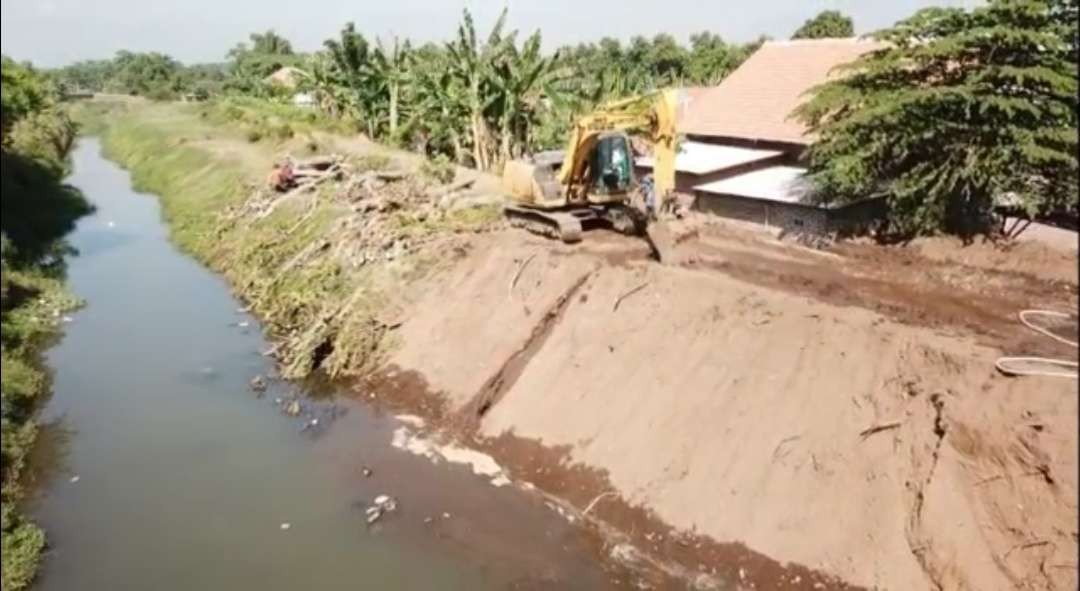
(635, 141, 781, 175)
(265, 66, 307, 88)
(680, 38, 883, 145)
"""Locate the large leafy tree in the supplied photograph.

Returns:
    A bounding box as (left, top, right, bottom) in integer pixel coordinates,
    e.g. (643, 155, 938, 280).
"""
(796, 0, 1078, 237)
(792, 10, 855, 39)
(227, 30, 299, 93)
(112, 51, 183, 98)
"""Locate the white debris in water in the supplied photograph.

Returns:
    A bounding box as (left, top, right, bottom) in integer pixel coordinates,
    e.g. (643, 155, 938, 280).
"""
(390, 426, 511, 487)
(439, 446, 502, 478)
(106, 221, 116, 228)
(69, 475, 80, 483)
(394, 414, 425, 428)
(609, 543, 640, 565)
(237, 321, 250, 328)
(390, 427, 440, 462)
(61, 315, 73, 323)
(280, 523, 291, 530)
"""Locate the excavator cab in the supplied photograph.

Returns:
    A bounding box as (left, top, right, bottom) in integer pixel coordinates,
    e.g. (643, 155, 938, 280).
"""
(588, 133, 635, 196)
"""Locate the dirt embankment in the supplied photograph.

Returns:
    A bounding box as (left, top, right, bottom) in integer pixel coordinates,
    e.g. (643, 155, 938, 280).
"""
(377, 222, 1078, 590)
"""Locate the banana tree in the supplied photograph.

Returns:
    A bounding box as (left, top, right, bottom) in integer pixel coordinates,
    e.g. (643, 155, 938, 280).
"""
(323, 22, 382, 136)
(490, 31, 561, 162)
(369, 38, 412, 140)
(445, 8, 514, 171)
(403, 46, 469, 162)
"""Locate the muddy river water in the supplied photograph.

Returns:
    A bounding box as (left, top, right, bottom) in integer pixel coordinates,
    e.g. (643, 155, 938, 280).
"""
(26, 139, 626, 590)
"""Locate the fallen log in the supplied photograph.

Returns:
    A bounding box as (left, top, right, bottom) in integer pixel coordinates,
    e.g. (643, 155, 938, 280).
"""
(427, 177, 476, 199)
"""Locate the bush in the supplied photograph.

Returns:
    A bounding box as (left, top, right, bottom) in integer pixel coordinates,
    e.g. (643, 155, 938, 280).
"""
(420, 153, 456, 184)
(245, 128, 263, 143)
(0, 507, 45, 591)
(352, 153, 392, 172)
(272, 123, 294, 140)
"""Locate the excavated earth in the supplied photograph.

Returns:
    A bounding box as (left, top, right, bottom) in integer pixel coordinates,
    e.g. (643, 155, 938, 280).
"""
(363, 217, 1078, 591)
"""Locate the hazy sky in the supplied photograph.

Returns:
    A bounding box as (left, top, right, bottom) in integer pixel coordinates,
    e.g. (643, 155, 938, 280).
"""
(2, 0, 978, 67)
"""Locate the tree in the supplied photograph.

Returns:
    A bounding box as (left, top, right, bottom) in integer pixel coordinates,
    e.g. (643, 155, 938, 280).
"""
(112, 51, 183, 98)
(792, 10, 854, 39)
(795, 0, 1078, 238)
(321, 22, 376, 132)
(444, 8, 512, 170)
(226, 30, 299, 93)
(370, 38, 412, 139)
(1, 58, 51, 134)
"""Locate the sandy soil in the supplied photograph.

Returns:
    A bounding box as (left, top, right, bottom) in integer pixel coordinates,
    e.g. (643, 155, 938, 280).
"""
(381, 219, 1078, 590)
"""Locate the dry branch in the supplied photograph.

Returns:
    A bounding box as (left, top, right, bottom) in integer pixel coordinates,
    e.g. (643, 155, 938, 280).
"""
(858, 421, 902, 440)
(508, 253, 537, 299)
(613, 281, 650, 312)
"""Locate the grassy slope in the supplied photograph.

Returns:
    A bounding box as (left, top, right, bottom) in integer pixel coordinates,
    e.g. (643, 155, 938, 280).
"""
(73, 98, 495, 381)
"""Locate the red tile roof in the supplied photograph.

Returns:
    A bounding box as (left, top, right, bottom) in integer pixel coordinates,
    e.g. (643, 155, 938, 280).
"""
(680, 39, 883, 145)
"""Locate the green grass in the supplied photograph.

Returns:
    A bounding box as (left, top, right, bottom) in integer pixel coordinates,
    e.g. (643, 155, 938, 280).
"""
(94, 102, 398, 380)
(91, 98, 501, 384)
(198, 96, 354, 141)
(100, 119, 248, 256)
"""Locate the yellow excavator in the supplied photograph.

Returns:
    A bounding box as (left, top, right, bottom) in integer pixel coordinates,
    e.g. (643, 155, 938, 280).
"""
(501, 89, 681, 261)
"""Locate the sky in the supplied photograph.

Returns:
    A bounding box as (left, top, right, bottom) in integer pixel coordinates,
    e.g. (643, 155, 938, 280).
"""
(2, 0, 980, 67)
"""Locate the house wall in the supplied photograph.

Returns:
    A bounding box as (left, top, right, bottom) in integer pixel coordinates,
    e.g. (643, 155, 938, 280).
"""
(693, 193, 830, 234)
(692, 192, 887, 237)
(634, 153, 792, 193)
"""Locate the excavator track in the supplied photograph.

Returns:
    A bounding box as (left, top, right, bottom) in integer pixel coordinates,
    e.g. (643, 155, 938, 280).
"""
(504, 205, 598, 243)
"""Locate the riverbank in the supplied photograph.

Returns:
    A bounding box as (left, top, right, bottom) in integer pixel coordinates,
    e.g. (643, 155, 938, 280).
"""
(79, 97, 1078, 590)
(1, 63, 92, 590)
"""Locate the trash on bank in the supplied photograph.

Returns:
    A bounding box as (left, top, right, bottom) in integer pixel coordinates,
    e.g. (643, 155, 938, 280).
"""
(249, 374, 268, 392)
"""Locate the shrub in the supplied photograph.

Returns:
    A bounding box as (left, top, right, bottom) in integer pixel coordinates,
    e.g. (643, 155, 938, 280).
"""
(420, 153, 456, 184)
(352, 153, 392, 172)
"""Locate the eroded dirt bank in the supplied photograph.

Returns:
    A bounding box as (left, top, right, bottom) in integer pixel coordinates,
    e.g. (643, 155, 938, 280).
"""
(379, 224, 1078, 591)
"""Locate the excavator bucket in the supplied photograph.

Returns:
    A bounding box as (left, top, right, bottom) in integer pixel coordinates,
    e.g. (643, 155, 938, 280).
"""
(643, 219, 682, 264)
